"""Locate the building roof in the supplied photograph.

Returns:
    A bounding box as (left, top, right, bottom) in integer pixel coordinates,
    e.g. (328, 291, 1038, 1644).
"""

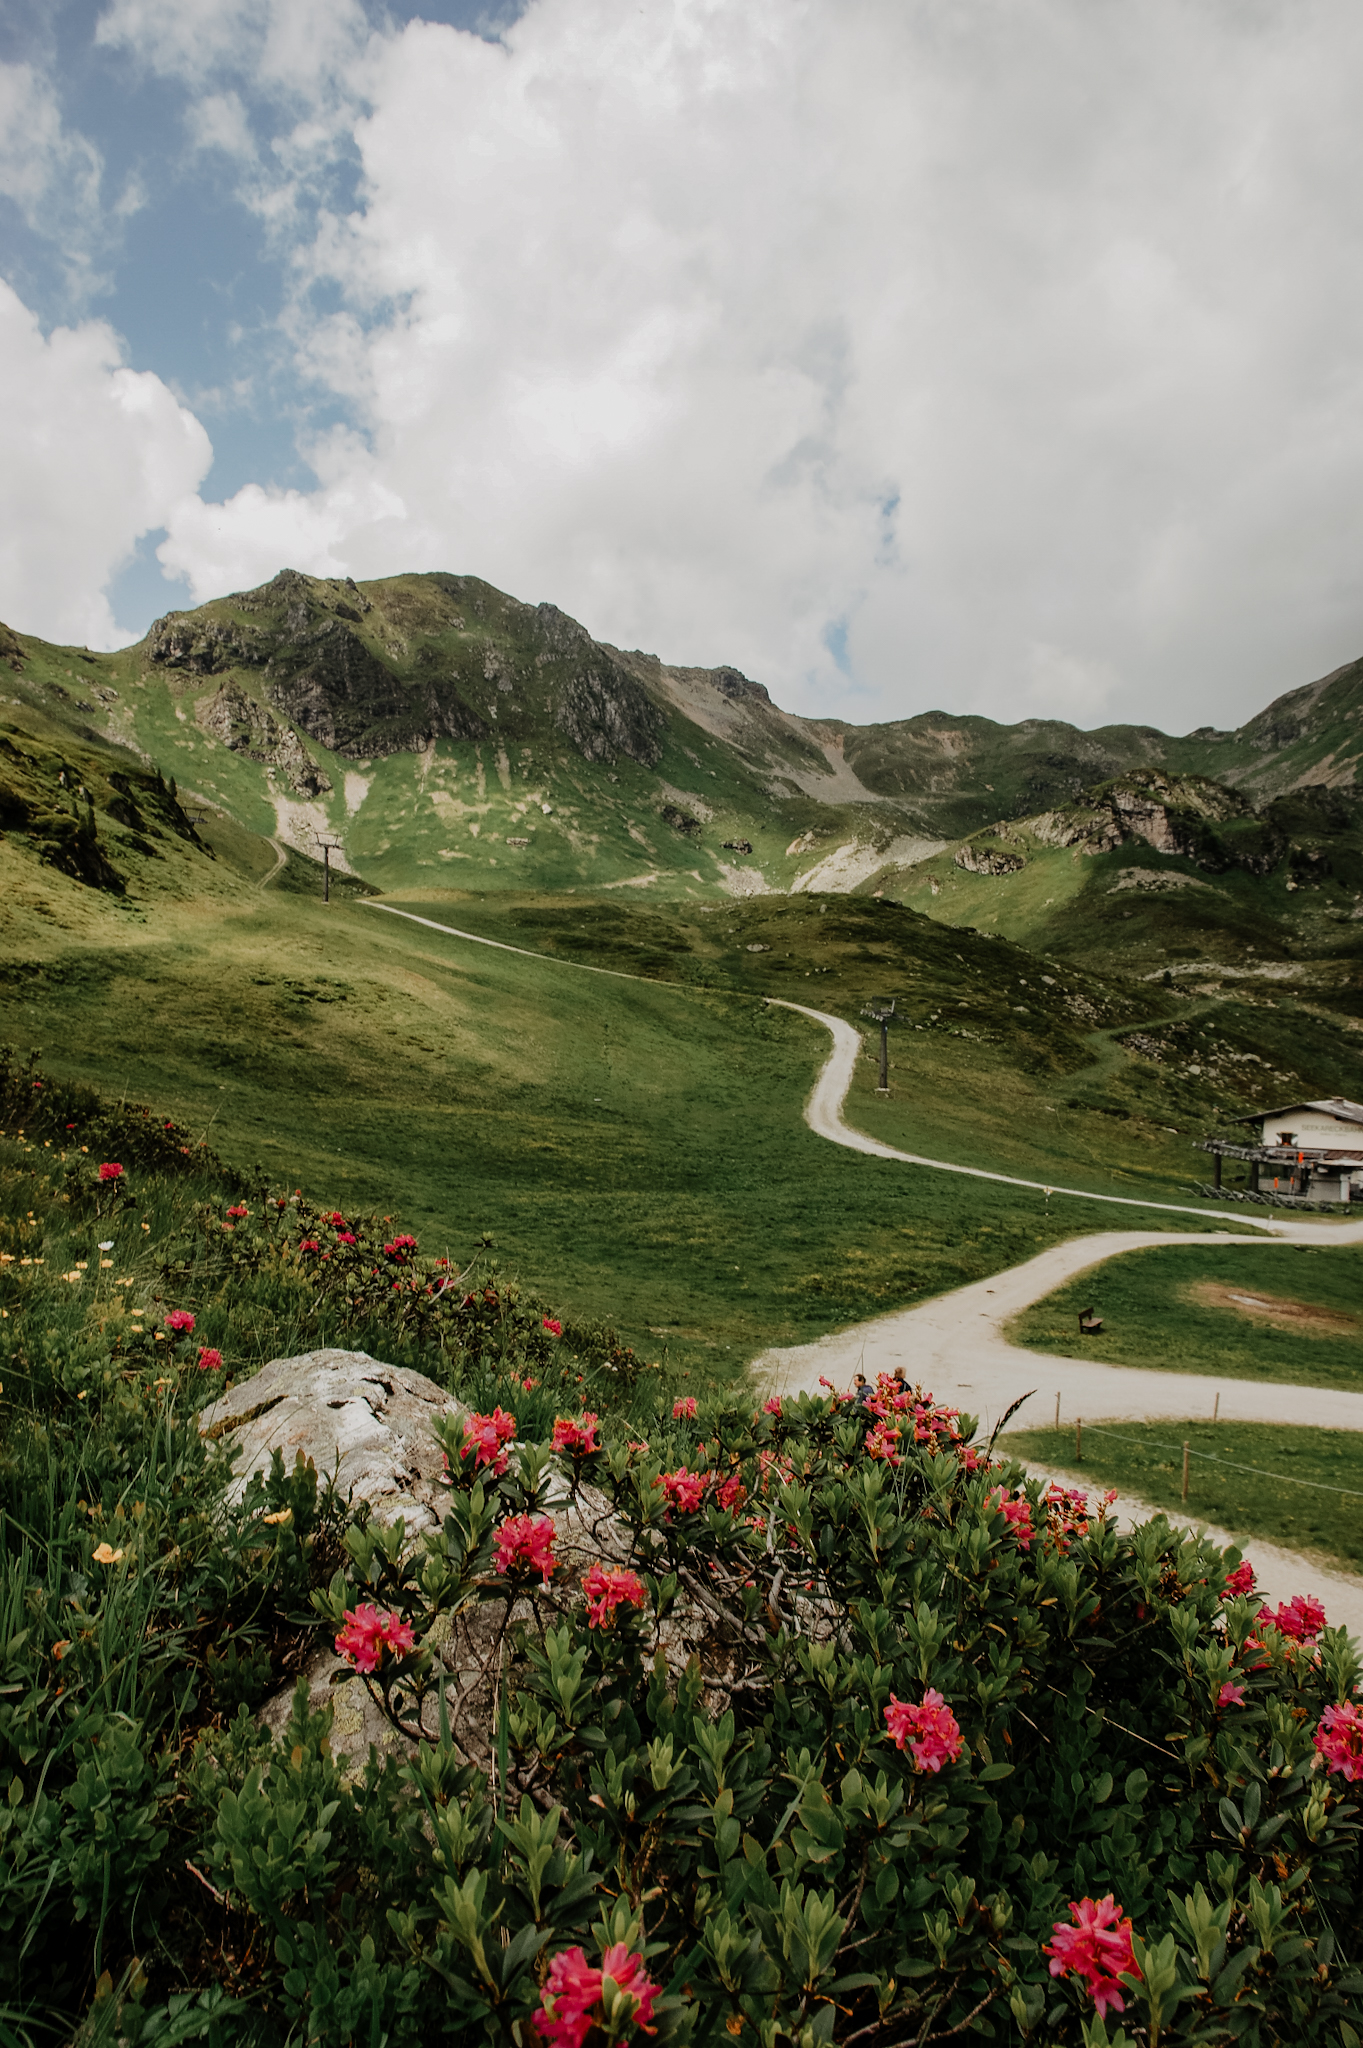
(1236, 1097, 1363, 1130)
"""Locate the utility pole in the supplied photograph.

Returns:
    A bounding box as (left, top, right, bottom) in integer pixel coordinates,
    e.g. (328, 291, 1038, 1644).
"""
(315, 835, 345, 905)
(860, 997, 896, 1093)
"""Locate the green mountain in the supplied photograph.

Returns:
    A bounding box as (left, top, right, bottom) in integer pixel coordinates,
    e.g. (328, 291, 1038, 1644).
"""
(4, 568, 1362, 910)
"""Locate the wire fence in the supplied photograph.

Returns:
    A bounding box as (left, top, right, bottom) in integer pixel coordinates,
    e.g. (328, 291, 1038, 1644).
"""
(1075, 1419, 1363, 1503)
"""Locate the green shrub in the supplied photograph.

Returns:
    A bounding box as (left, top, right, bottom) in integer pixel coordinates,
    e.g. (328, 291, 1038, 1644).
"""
(2, 1058, 1361, 2043)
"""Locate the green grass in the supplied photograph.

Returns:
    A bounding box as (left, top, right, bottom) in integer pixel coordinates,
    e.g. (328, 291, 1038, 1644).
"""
(1006, 1241, 1363, 1390)
(5, 879, 1196, 1383)
(1006, 1419, 1363, 1575)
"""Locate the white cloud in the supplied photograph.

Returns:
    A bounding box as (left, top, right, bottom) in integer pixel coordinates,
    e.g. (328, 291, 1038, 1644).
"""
(95, 0, 370, 99)
(0, 281, 212, 647)
(53, 1, 1363, 726)
(157, 430, 406, 593)
(0, 60, 105, 281)
(190, 90, 257, 160)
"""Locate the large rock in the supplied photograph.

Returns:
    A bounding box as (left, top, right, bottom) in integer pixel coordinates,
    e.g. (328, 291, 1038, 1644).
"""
(199, 1347, 463, 1537)
(203, 1348, 737, 1777)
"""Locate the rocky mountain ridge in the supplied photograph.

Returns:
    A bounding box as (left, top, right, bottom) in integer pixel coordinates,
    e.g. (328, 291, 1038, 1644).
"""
(3, 566, 1363, 914)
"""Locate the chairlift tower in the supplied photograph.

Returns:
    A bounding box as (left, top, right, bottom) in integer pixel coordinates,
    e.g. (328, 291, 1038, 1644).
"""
(314, 834, 346, 905)
(860, 997, 896, 1094)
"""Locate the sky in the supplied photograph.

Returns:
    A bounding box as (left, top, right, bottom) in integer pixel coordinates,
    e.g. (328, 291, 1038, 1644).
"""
(2, 0, 1363, 735)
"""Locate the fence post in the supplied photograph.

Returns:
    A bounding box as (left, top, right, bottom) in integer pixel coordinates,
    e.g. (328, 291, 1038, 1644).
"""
(1182, 1441, 1190, 1503)
(1075, 1417, 1082, 1462)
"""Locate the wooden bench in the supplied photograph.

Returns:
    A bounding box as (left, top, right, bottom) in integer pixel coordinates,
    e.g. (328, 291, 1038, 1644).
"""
(1078, 1309, 1104, 1336)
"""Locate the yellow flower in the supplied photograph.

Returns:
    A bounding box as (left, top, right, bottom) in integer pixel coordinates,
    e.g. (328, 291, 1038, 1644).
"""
(75, 1261, 87, 1270)
(63, 1272, 83, 1283)
(100, 1259, 113, 1268)
(92, 1543, 124, 1565)
(261, 1508, 293, 1526)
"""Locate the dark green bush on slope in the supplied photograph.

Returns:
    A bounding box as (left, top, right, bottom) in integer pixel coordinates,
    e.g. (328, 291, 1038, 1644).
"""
(0, 1052, 1361, 2045)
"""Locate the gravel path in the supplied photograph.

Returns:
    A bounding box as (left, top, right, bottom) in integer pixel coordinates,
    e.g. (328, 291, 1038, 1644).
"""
(756, 999, 1363, 1431)
(755, 999, 1363, 1623)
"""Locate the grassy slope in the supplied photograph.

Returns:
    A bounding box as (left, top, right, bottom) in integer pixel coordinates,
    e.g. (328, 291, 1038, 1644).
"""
(433, 889, 1362, 1200)
(2, 689, 1357, 1390)
(1006, 1242, 1363, 1391)
(1006, 1419, 1363, 1574)
(4, 826, 1196, 1382)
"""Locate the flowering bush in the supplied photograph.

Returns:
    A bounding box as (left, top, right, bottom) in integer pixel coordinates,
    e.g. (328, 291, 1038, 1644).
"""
(582, 1562, 645, 1630)
(552, 1411, 601, 1458)
(1315, 1700, 1363, 1781)
(657, 1465, 706, 1516)
(1045, 1895, 1141, 2018)
(494, 1513, 557, 1585)
(335, 1603, 417, 1674)
(457, 1406, 518, 1477)
(299, 1383, 1363, 2048)
(535, 1939, 658, 2047)
(97, 1161, 123, 1182)
(1260, 1593, 1328, 1642)
(883, 1686, 964, 1772)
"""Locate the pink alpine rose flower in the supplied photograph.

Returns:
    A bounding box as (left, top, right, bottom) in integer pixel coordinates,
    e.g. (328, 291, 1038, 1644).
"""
(459, 1407, 517, 1477)
(1224, 1561, 1256, 1599)
(98, 1162, 123, 1182)
(658, 1466, 706, 1516)
(1315, 1701, 1363, 1781)
(1218, 1681, 1246, 1708)
(987, 1487, 1034, 1551)
(494, 1514, 557, 1585)
(542, 1316, 563, 1337)
(582, 1562, 646, 1630)
(164, 1309, 195, 1334)
(864, 1423, 902, 1466)
(335, 1604, 417, 1674)
(1258, 1594, 1327, 1642)
(884, 1688, 964, 1773)
(762, 1396, 782, 1416)
(715, 1473, 747, 1513)
(552, 1413, 601, 1457)
(197, 1347, 224, 1372)
(535, 1941, 659, 2048)
(671, 1395, 697, 1420)
(1044, 1896, 1141, 2019)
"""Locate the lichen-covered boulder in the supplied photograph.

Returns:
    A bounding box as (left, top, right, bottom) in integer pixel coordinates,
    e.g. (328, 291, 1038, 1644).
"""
(199, 1347, 463, 1537)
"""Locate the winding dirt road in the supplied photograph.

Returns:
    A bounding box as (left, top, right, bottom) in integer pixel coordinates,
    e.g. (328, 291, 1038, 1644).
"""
(362, 913, 1363, 1609)
(754, 1000, 1363, 1622)
(756, 999, 1363, 1430)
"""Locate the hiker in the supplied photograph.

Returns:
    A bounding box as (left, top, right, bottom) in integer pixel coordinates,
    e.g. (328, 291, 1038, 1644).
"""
(852, 1372, 873, 1407)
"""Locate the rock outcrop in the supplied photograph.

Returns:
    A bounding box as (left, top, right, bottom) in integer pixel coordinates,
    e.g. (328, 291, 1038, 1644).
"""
(203, 1349, 728, 1777)
(199, 1347, 463, 1535)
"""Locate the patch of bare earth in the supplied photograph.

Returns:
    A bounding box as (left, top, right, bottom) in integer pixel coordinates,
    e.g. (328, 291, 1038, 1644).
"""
(1189, 1279, 1359, 1337)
